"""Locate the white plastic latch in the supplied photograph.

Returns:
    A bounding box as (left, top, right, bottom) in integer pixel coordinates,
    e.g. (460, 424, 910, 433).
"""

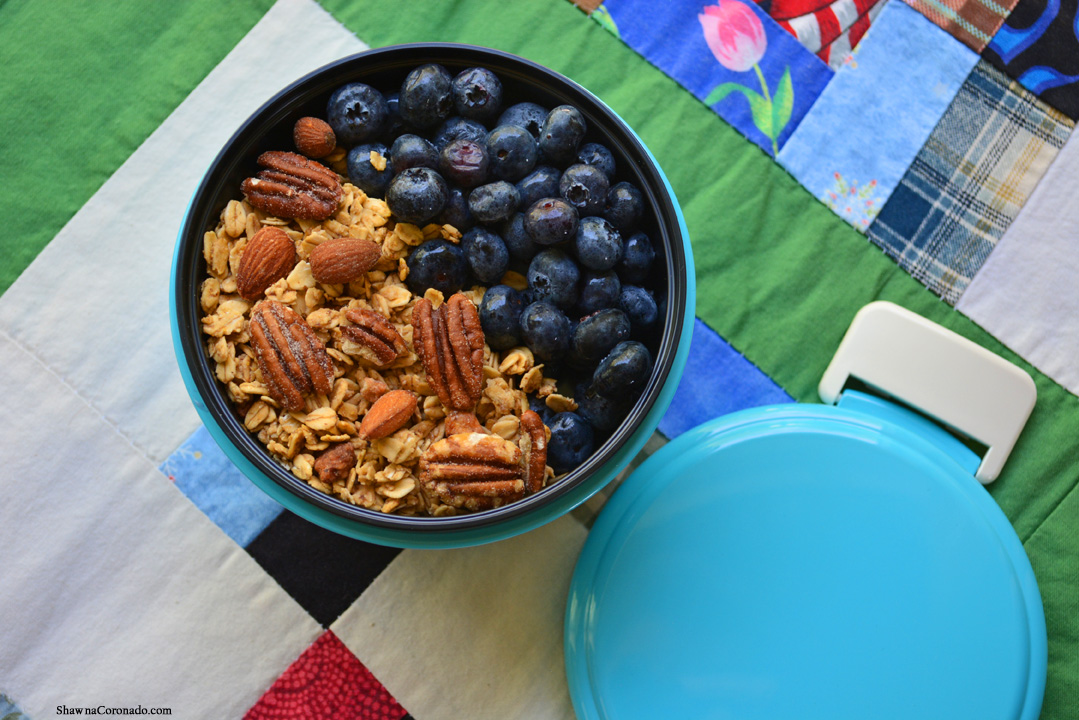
(819, 302, 1036, 484)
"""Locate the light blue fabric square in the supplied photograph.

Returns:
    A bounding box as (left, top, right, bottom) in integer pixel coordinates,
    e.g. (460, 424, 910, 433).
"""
(160, 426, 283, 547)
(0, 694, 32, 719)
(777, 0, 978, 231)
(659, 318, 794, 438)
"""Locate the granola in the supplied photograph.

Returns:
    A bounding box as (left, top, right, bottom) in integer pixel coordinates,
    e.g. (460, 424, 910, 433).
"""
(200, 184, 557, 516)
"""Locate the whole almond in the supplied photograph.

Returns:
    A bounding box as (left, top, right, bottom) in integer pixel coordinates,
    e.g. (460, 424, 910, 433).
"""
(310, 237, 381, 284)
(293, 116, 336, 159)
(359, 389, 418, 440)
(236, 227, 297, 300)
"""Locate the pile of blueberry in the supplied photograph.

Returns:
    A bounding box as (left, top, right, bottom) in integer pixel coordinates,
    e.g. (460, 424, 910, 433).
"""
(325, 63, 661, 475)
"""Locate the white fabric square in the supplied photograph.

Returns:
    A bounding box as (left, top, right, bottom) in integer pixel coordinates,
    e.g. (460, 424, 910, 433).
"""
(0, 329, 321, 717)
(957, 129, 1079, 397)
(333, 516, 588, 720)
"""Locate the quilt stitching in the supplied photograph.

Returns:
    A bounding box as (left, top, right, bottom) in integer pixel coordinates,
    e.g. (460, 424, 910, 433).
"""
(0, 325, 158, 469)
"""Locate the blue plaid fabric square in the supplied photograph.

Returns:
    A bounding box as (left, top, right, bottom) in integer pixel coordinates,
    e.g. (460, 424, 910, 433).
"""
(867, 60, 1073, 304)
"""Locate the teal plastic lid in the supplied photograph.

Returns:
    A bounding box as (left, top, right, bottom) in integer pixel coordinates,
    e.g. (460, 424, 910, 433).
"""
(565, 392, 1046, 720)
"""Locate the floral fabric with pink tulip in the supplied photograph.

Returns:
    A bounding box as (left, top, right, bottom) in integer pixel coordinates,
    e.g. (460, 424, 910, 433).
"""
(598, 0, 833, 156)
(700, 0, 767, 72)
(699, 0, 790, 155)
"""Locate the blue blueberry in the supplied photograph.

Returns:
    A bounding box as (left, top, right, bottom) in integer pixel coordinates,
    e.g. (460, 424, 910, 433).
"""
(547, 412, 595, 474)
(524, 197, 578, 246)
(405, 239, 469, 296)
(478, 284, 527, 350)
(519, 301, 572, 361)
(438, 187, 474, 231)
(539, 105, 587, 167)
(386, 167, 448, 225)
(346, 142, 393, 197)
(573, 308, 631, 364)
(433, 116, 489, 151)
(618, 232, 655, 284)
(604, 181, 643, 234)
(326, 83, 388, 146)
(382, 92, 408, 140)
(468, 181, 519, 225)
(575, 216, 624, 272)
(487, 125, 538, 182)
(439, 139, 489, 189)
(516, 166, 562, 208)
(497, 102, 548, 138)
(399, 63, 454, 128)
(575, 383, 627, 433)
(499, 213, 537, 262)
(577, 142, 616, 179)
(560, 164, 609, 217)
(577, 270, 621, 316)
(592, 341, 653, 398)
(527, 249, 580, 310)
(452, 67, 503, 123)
(462, 226, 510, 284)
(619, 285, 659, 333)
(389, 134, 438, 175)
(528, 393, 556, 425)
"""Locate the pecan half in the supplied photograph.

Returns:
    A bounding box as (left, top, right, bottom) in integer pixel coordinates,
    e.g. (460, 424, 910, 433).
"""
(519, 410, 548, 495)
(420, 432, 526, 511)
(249, 300, 335, 412)
(341, 307, 407, 367)
(241, 151, 342, 221)
(314, 442, 355, 483)
(412, 292, 484, 411)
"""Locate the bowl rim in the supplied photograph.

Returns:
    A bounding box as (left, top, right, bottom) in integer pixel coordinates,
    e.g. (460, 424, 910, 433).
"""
(172, 42, 693, 543)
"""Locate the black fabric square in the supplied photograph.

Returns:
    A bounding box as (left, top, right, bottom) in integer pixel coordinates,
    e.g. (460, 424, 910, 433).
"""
(983, 0, 1079, 119)
(246, 510, 402, 626)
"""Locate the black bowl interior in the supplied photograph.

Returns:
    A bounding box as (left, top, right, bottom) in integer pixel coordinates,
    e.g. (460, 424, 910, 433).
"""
(175, 43, 688, 533)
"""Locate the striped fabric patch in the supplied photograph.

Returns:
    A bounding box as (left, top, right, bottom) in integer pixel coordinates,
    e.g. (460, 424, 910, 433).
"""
(776, 0, 889, 68)
(903, 0, 1020, 52)
(867, 60, 1074, 304)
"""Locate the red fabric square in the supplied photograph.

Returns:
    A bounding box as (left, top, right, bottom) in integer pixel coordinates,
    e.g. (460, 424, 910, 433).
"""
(245, 630, 407, 720)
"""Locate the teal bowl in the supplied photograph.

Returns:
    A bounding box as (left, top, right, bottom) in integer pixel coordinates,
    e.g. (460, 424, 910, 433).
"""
(170, 44, 695, 548)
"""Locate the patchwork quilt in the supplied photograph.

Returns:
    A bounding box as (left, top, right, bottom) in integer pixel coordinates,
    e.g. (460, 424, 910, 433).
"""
(1, 0, 1076, 717)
